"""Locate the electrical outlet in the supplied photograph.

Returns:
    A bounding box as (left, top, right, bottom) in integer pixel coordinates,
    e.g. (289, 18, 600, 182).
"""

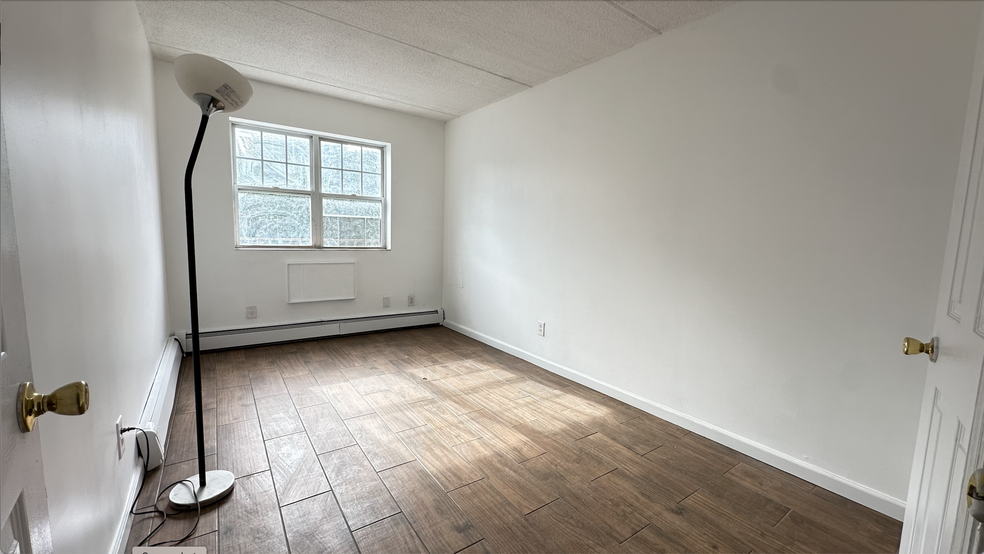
(408, 294, 415, 307)
(246, 305, 257, 319)
(537, 321, 546, 337)
(116, 416, 124, 459)
(383, 296, 391, 308)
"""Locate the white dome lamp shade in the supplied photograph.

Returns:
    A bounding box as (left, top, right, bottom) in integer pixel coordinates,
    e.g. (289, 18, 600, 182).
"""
(174, 53, 252, 115)
(169, 54, 252, 512)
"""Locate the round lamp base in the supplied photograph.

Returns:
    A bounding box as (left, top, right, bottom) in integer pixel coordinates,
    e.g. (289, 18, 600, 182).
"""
(168, 469, 235, 510)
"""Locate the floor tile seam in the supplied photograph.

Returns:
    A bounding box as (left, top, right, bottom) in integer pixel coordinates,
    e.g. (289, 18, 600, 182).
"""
(346, 509, 406, 534)
(255, 423, 294, 554)
(215, 414, 260, 429)
(617, 522, 652, 546)
(277, 488, 333, 509)
(521, 497, 560, 518)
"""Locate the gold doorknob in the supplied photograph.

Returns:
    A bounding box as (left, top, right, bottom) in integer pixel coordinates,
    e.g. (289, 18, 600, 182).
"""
(17, 381, 89, 433)
(904, 337, 938, 363)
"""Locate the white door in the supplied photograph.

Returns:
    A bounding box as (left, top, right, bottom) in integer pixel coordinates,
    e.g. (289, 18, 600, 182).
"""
(0, 116, 53, 554)
(900, 9, 984, 554)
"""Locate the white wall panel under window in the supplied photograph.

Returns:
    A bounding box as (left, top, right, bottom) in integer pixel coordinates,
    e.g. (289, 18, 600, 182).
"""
(287, 262, 356, 303)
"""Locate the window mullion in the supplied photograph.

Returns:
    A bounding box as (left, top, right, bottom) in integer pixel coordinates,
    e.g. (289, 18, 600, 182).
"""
(233, 124, 241, 247)
(312, 137, 323, 248)
(321, 192, 381, 201)
(382, 146, 389, 249)
(235, 185, 312, 196)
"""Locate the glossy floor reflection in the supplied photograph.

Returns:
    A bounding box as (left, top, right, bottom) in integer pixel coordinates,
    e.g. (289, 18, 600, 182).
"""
(126, 326, 902, 553)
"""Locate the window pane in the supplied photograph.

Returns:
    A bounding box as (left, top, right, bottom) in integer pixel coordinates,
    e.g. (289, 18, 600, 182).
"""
(239, 191, 311, 246)
(236, 128, 262, 159)
(287, 136, 310, 165)
(236, 159, 262, 186)
(339, 217, 365, 246)
(287, 165, 309, 190)
(263, 162, 286, 187)
(262, 132, 286, 162)
(324, 216, 370, 248)
(324, 198, 381, 218)
(342, 144, 361, 170)
(342, 171, 361, 195)
(366, 216, 381, 246)
(363, 148, 381, 173)
(362, 173, 381, 197)
(324, 217, 340, 247)
(321, 142, 341, 168)
(322, 169, 341, 194)
(323, 198, 381, 248)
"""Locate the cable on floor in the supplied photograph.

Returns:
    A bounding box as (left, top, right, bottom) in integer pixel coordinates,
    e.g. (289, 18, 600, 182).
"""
(121, 427, 202, 546)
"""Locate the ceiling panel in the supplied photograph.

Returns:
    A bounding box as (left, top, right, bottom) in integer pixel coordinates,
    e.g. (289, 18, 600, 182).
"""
(149, 42, 456, 120)
(136, 1, 735, 120)
(612, 0, 735, 33)
(284, 1, 656, 87)
(137, 0, 526, 117)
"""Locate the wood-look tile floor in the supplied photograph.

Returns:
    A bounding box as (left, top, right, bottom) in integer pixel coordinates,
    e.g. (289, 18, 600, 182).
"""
(126, 326, 902, 553)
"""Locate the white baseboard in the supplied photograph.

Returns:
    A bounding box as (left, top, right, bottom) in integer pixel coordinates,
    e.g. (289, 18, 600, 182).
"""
(110, 337, 184, 554)
(182, 309, 443, 351)
(444, 319, 906, 520)
(112, 467, 143, 554)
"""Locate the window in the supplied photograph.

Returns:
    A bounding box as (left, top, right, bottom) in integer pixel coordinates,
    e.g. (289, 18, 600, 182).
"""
(232, 121, 388, 249)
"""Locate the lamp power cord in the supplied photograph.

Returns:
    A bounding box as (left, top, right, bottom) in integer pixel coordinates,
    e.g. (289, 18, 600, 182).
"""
(120, 427, 202, 546)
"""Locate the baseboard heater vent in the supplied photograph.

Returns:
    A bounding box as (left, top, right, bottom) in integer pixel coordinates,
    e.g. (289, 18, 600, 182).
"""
(184, 309, 442, 352)
(113, 336, 183, 554)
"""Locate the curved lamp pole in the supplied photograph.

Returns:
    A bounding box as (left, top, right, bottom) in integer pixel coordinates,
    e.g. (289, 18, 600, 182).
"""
(170, 54, 253, 510)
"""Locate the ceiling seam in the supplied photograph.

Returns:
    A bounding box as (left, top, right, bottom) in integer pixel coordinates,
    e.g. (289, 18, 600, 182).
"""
(148, 42, 459, 118)
(277, 0, 533, 88)
(605, 1, 662, 35)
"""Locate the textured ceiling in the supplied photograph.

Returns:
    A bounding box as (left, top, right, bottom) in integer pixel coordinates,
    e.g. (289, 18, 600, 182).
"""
(136, 1, 734, 121)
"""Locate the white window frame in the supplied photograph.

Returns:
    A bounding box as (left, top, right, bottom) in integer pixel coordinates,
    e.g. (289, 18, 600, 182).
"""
(230, 118, 391, 250)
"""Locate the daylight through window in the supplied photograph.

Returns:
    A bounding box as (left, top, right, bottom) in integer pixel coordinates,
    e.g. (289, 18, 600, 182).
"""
(232, 122, 388, 248)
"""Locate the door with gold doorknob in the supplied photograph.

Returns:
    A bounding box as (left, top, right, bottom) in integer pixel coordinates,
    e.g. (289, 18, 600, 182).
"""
(902, 10, 984, 553)
(0, 116, 53, 552)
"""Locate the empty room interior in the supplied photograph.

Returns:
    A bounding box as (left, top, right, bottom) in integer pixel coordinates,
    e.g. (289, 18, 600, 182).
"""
(5, 0, 984, 552)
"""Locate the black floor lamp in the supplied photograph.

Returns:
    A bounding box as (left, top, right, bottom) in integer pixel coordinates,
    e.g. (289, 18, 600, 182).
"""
(169, 54, 253, 510)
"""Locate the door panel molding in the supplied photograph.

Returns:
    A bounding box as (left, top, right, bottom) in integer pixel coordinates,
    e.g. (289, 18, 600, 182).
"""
(910, 389, 945, 553)
(950, 25, 984, 324)
(948, 120, 984, 323)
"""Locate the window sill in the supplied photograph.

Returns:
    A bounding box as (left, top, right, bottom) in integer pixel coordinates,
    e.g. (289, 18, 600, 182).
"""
(235, 246, 391, 252)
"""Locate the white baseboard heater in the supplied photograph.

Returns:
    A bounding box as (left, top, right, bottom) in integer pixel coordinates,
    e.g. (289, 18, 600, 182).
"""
(112, 336, 183, 554)
(183, 309, 443, 352)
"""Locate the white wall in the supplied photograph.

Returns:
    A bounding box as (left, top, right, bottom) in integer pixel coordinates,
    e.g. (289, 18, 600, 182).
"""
(153, 60, 446, 337)
(444, 0, 980, 513)
(1, 1, 170, 551)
